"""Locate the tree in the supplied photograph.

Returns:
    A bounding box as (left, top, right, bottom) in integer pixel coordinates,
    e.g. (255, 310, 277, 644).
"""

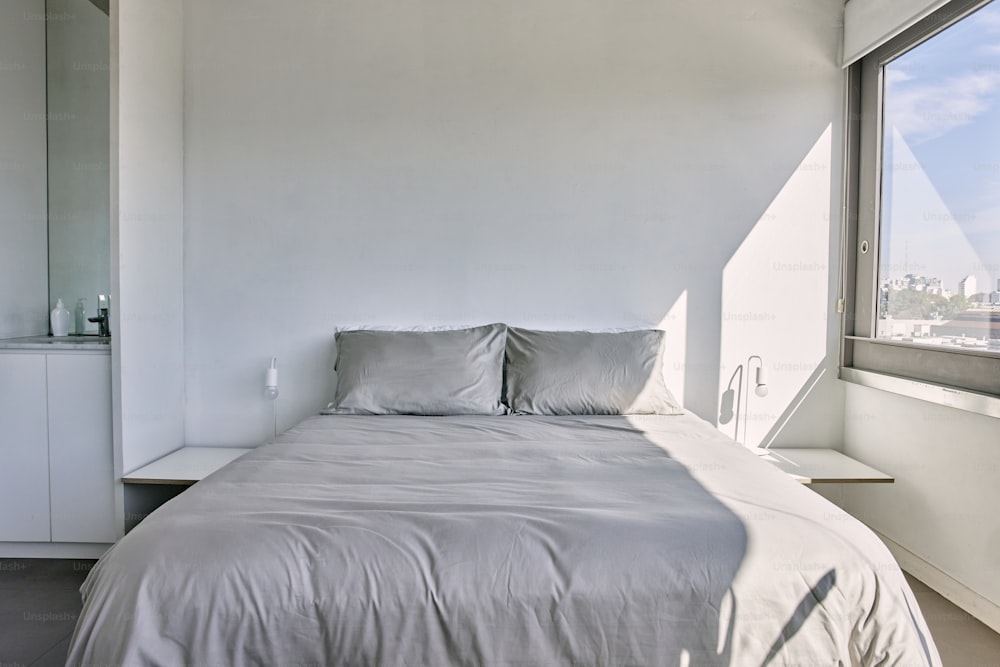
(940, 294, 969, 319)
(887, 290, 933, 319)
(886, 291, 967, 320)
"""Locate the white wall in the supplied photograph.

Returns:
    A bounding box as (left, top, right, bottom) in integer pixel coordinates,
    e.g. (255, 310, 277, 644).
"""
(0, 0, 48, 339)
(182, 0, 847, 447)
(843, 384, 1000, 625)
(112, 0, 185, 473)
(46, 0, 111, 325)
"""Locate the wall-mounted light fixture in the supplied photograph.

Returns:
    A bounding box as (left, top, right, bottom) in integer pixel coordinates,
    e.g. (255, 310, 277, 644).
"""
(265, 356, 279, 400)
(718, 355, 768, 445)
(265, 356, 279, 440)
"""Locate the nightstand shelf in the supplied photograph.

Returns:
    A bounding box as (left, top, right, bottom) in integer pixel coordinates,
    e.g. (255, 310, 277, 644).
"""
(122, 446, 252, 532)
(123, 446, 252, 485)
(761, 448, 894, 484)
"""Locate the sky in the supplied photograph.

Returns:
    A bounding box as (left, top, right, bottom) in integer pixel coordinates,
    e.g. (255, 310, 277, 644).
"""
(881, 0, 1000, 294)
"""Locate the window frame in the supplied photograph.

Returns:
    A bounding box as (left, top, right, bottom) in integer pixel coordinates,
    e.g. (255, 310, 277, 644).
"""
(842, 0, 1000, 413)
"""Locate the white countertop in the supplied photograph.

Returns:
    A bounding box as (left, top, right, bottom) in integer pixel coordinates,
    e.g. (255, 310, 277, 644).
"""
(0, 335, 112, 351)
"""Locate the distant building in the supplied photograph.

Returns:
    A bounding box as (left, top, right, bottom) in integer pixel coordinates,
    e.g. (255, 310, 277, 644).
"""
(958, 275, 977, 297)
(879, 320, 934, 338)
(930, 310, 1000, 342)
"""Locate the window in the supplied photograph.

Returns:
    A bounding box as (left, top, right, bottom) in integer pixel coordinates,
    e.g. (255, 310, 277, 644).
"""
(845, 0, 1000, 401)
(876, 1, 1000, 353)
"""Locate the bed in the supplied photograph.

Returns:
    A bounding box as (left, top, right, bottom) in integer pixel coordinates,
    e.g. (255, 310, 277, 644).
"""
(66, 326, 941, 666)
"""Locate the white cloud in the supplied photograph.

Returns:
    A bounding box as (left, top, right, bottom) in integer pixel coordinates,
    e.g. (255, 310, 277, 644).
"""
(885, 72, 1000, 144)
(972, 7, 1000, 33)
(885, 69, 914, 86)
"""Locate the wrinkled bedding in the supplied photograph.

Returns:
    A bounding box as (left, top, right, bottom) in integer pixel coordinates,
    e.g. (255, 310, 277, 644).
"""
(67, 414, 940, 666)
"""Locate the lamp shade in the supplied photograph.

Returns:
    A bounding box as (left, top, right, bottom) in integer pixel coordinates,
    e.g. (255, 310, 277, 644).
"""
(265, 357, 279, 400)
(754, 365, 768, 397)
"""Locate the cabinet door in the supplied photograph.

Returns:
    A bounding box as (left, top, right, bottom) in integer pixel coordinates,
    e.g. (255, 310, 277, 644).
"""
(47, 353, 115, 543)
(0, 354, 51, 541)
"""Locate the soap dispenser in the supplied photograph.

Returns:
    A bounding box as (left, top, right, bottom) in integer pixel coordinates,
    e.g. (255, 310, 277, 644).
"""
(75, 298, 88, 335)
(51, 299, 70, 337)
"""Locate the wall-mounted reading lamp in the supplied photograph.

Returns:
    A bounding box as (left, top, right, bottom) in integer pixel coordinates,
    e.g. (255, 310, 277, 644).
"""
(719, 355, 768, 445)
(265, 356, 279, 400)
(265, 356, 279, 439)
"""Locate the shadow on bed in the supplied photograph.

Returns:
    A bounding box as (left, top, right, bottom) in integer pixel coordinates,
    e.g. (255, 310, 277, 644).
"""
(759, 568, 836, 667)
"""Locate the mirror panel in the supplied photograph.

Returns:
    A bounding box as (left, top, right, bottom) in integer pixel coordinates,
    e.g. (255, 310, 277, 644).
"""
(46, 0, 110, 331)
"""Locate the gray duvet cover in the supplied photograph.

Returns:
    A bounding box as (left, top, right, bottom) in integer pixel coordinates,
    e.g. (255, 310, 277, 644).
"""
(67, 414, 940, 666)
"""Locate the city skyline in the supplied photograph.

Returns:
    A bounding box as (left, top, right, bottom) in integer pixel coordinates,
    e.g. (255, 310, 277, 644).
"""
(880, 269, 999, 298)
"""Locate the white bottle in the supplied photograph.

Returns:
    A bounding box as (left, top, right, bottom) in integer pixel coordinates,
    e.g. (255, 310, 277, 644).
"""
(75, 298, 88, 334)
(51, 298, 71, 337)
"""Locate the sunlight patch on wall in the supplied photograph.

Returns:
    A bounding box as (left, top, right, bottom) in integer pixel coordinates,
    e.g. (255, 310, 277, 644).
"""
(718, 125, 833, 447)
(658, 289, 687, 408)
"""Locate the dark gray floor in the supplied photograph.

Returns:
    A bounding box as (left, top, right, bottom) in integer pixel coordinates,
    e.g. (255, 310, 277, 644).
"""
(0, 558, 93, 667)
(2, 559, 998, 665)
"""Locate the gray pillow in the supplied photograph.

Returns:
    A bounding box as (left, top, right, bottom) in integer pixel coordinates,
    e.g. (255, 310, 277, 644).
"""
(504, 328, 683, 415)
(325, 325, 508, 415)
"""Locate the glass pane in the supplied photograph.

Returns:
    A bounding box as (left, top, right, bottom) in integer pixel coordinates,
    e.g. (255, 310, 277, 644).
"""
(878, 1, 1000, 352)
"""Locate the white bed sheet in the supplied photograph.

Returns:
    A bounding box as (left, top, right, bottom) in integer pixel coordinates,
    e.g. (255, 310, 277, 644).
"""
(67, 413, 940, 666)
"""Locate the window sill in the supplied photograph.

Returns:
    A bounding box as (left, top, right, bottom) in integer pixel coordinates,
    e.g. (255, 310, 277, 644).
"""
(839, 367, 1000, 420)
(844, 335, 1000, 360)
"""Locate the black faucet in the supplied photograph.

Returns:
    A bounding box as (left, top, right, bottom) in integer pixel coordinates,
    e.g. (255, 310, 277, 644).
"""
(88, 294, 111, 338)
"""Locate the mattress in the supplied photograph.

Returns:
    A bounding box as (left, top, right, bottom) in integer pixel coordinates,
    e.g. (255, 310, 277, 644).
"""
(67, 414, 940, 666)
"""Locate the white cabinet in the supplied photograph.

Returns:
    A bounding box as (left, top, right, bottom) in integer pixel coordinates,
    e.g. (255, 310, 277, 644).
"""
(48, 353, 115, 542)
(0, 355, 51, 541)
(0, 349, 114, 544)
